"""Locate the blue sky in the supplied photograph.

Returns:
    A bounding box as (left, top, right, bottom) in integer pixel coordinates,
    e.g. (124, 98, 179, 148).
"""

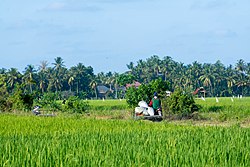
(0, 0, 250, 73)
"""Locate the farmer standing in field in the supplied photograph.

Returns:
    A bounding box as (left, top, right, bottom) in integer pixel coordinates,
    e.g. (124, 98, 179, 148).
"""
(148, 92, 162, 116)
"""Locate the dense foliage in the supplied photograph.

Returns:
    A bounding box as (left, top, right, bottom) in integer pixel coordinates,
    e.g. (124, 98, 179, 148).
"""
(126, 79, 169, 107)
(0, 55, 250, 112)
(34, 92, 60, 112)
(62, 96, 89, 113)
(126, 56, 250, 97)
(163, 88, 200, 116)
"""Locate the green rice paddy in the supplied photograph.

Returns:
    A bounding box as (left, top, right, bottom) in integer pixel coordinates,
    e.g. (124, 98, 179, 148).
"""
(1, 97, 250, 166)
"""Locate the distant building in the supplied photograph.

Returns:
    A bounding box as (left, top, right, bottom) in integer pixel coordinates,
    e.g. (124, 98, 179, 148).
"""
(126, 81, 141, 89)
(97, 85, 110, 94)
(97, 85, 111, 98)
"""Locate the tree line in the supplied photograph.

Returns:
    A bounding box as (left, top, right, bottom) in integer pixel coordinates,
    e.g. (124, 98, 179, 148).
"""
(126, 55, 250, 97)
(0, 55, 250, 101)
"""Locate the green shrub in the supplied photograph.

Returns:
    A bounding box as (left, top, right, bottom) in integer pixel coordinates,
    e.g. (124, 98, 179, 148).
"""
(7, 86, 34, 111)
(35, 92, 60, 111)
(163, 88, 200, 117)
(62, 96, 89, 113)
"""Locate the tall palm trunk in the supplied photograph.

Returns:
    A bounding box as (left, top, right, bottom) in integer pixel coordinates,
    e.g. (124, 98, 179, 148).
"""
(29, 84, 33, 93)
(76, 81, 79, 95)
(94, 87, 98, 99)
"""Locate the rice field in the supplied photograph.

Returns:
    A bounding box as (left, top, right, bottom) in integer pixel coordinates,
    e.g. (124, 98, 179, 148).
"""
(0, 114, 250, 166)
(88, 99, 128, 111)
(194, 97, 250, 122)
(1, 97, 250, 166)
(196, 97, 250, 112)
(87, 97, 250, 113)
(86, 97, 250, 121)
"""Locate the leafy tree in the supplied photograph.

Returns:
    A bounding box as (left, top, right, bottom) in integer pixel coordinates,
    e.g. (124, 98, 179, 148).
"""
(126, 79, 169, 107)
(117, 73, 135, 86)
(163, 88, 200, 117)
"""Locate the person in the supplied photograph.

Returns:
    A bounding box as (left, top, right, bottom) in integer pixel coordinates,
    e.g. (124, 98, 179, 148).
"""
(32, 106, 41, 115)
(148, 92, 162, 116)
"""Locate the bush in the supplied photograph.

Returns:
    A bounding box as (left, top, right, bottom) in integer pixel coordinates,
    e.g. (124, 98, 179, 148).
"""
(35, 92, 60, 112)
(8, 87, 34, 111)
(62, 96, 89, 114)
(163, 88, 200, 117)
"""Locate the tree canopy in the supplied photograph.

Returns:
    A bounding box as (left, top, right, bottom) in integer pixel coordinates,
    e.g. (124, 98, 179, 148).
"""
(0, 56, 250, 103)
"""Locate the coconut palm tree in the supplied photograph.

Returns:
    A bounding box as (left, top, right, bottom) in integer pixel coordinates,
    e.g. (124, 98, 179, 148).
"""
(190, 61, 202, 88)
(6, 68, 22, 92)
(39, 61, 49, 72)
(235, 59, 246, 73)
(199, 64, 215, 96)
(235, 59, 247, 96)
(23, 64, 36, 93)
(38, 61, 49, 93)
(126, 62, 134, 73)
(68, 76, 74, 92)
(89, 77, 98, 99)
(246, 63, 250, 75)
(105, 72, 115, 92)
(75, 63, 85, 94)
(52, 57, 65, 71)
(0, 68, 7, 74)
(51, 57, 66, 92)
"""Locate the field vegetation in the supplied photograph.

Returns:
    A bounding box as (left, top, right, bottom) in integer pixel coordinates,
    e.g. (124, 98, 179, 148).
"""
(1, 97, 250, 166)
(57, 96, 250, 124)
(196, 97, 250, 122)
(0, 114, 249, 166)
